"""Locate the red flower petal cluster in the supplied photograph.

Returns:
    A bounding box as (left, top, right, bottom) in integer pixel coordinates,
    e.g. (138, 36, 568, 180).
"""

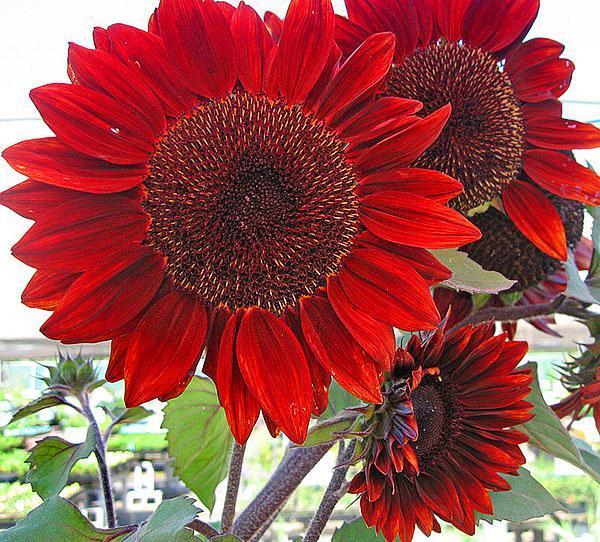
(1, 0, 480, 444)
(349, 323, 533, 542)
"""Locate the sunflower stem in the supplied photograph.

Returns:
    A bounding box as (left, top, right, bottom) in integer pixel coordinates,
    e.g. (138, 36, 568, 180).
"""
(448, 294, 567, 333)
(188, 519, 220, 538)
(303, 440, 356, 542)
(232, 442, 333, 540)
(221, 442, 246, 533)
(79, 394, 117, 529)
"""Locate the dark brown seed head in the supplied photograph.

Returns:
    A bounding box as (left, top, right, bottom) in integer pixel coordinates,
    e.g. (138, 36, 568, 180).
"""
(143, 92, 359, 312)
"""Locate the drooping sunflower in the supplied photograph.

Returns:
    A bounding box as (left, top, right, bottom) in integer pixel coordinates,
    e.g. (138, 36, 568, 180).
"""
(337, 0, 600, 263)
(0, 0, 480, 444)
(349, 323, 533, 542)
(434, 196, 592, 337)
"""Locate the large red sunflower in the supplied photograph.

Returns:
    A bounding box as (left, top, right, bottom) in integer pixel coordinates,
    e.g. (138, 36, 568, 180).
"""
(349, 323, 533, 542)
(337, 0, 600, 263)
(0, 0, 480, 444)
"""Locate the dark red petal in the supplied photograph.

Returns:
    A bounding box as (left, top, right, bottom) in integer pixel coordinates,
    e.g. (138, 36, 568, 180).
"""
(316, 32, 395, 120)
(106, 24, 196, 116)
(22, 270, 79, 311)
(124, 291, 208, 405)
(236, 308, 312, 444)
(433, 287, 473, 329)
(334, 14, 370, 57)
(511, 57, 574, 103)
(505, 37, 564, 74)
(526, 116, 600, 150)
(503, 180, 567, 260)
(41, 246, 165, 343)
(434, 0, 471, 41)
(12, 196, 149, 271)
(522, 99, 563, 120)
(303, 44, 342, 113)
(106, 335, 130, 382)
(0, 180, 75, 220)
(157, 0, 237, 98)
(2, 138, 147, 193)
(339, 247, 440, 330)
(231, 3, 275, 94)
(277, 0, 335, 104)
(356, 167, 463, 203)
(30, 84, 155, 165)
(360, 192, 481, 249)
(68, 43, 165, 134)
(215, 310, 260, 444)
(484, 0, 540, 52)
(523, 149, 600, 205)
(327, 275, 395, 371)
(355, 104, 451, 174)
(93, 27, 111, 52)
(203, 307, 232, 381)
(461, 0, 507, 50)
(264, 11, 283, 42)
(300, 295, 382, 403)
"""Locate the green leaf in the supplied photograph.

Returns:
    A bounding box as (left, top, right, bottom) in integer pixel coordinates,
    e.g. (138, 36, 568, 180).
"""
(135, 496, 200, 542)
(322, 380, 361, 420)
(162, 376, 233, 511)
(332, 518, 385, 541)
(479, 468, 562, 523)
(565, 251, 598, 303)
(303, 411, 358, 447)
(521, 362, 600, 482)
(573, 438, 600, 480)
(0, 497, 135, 542)
(210, 536, 242, 541)
(111, 406, 153, 426)
(432, 249, 515, 294)
(26, 426, 96, 499)
(7, 394, 68, 426)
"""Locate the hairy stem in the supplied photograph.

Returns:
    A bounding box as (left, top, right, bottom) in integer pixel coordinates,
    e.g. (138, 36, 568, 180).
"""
(221, 442, 246, 533)
(304, 441, 356, 542)
(232, 442, 333, 540)
(79, 395, 117, 529)
(188, 519, 220, 538)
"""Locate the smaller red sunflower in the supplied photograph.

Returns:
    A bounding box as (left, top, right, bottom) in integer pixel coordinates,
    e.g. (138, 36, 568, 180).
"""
(349, 323, 533, 542)
(337, 0, 600, 263)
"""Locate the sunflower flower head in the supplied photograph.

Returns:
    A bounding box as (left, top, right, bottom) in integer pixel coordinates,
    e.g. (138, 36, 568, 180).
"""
(349, 323, 533, 542)
(0, 0, 481, 444)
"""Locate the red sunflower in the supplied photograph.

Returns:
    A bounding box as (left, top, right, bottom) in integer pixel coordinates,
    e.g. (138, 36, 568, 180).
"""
(0, 0, 480, 444)
(337, 0, 600, 263)
(349, 323, 533, 542)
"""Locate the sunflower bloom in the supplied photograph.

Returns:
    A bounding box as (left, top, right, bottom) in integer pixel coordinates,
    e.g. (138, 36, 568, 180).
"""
(0, 0, 480, 444)
(349, 323, 533, 542)
(337, 0, 600, 263)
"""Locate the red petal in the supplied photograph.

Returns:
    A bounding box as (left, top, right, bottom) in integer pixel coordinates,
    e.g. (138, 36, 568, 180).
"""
(523, 149, 600, 205)
(106, 24, 196, 116)
(2, 138, 147, 193)
(216, 310, 262, 444)
(203, 307, 232, 381)
(505, 37, 564, 74)
(264, 11, 283, 42)
(316, 32, 395, 120)
(327, 275, 395, 370)
(0, 180, 75, 220)
(356, 167, 463, 203)
(334, 15, 370, 58)
(511, 57, 574, 103)
(277, 0, 335, 104)
(522, 99, 563, 120)
(68, 43, 165, 134)
(339, 247, 440, 331)
(503, 180, 567, 260)
(30, 84, 155, 165)
(303, 44, 342, 113)
(483, 0, 540, 52)
(41, 246, 165, 343)
(12, 196, 149, 271)
(360, 192, 481, 248)
(217, 1, 235, 21)
(157, 0, 237, 98)
(22, 270, 79, 311)
(434, 0, 471, 41)
(526, 116, 600, 150)
(355, 104, 451, 174)
(93, 27, 111, 52)
(300, 295, 382, 403)
(236, 308, 312, 444)
(106, 335, 130, 382)
(124, 291, 208, 405)
(231, 3, 274, 94)
(461, 0, 507, 50)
